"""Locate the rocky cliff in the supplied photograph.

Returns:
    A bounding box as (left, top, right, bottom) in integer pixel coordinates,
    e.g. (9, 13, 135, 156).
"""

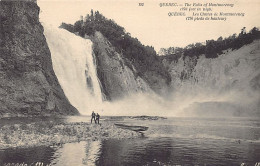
(162, 40, 260, 116)
(0, 1, 78, 117)
(60, 12, 171, 100)
(91, 32, 151, 100)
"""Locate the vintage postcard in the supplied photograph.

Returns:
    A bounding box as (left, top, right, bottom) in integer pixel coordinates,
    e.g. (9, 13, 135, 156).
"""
(0, 0, 259, 165)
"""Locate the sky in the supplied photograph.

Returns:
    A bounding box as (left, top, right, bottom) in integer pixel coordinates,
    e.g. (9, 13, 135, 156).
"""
(38, 0, 260, 52)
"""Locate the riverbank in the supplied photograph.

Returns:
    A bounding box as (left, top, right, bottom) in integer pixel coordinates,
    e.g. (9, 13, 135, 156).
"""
(0, 121, 141, 149)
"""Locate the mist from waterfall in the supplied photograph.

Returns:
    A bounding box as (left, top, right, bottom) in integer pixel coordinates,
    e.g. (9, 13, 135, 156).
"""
(42, 24, 169, 116)
(100, 40, 260, 117)
(37, 1, 260, 118)
(42, 22, 259, 117)
(43, 25, 103, 115)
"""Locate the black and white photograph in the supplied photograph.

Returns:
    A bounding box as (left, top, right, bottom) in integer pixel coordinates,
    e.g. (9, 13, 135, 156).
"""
(0, 0, 259, 165)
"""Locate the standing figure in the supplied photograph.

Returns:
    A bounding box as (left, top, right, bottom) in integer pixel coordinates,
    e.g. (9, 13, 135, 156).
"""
(96, 113, 100, 124)
(91, 111, 96, 124)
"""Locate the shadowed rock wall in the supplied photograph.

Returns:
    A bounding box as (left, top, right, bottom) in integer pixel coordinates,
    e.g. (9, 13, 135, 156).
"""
(91, 32, 151, 100)
(0, 1, 78, 116)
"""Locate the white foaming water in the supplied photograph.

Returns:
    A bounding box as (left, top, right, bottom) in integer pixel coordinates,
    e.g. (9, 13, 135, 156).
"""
(43, 25, 103, 115)
(41, 19, 259, 117)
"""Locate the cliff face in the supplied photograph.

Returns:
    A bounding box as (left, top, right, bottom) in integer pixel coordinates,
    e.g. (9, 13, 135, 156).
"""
(162, 40, 260, 116)
(91, 32, 151, 100)
(60, 15, 171, 100)
(0, 1, 78, 116)
(164, 40, 260, 92)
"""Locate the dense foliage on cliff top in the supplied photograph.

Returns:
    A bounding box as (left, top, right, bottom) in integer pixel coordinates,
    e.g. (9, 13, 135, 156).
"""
(159, 27, 260, 60)
(60, 10, 170, 83)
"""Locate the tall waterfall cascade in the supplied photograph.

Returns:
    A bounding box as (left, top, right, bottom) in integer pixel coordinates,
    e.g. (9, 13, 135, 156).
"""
(43, 25, 103, 115)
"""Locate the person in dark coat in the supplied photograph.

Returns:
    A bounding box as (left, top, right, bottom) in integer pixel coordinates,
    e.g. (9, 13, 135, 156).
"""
(96, 113, 100, 124)
(91, 111, 96, 124)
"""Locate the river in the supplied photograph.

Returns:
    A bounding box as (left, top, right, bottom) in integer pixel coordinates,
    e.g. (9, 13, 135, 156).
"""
(0, 116, 259, 166)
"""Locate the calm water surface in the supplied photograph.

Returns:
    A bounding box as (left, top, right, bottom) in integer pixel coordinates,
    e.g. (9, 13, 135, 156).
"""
(0, 116, 259, 166)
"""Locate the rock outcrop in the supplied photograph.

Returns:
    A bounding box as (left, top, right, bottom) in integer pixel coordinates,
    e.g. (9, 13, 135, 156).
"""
(163, 40, 260, 93)
(162, 40, 260, 116)
(60, 15, 171, 100)
(0, 1, 79, 117)
(91, 32, 151, 100)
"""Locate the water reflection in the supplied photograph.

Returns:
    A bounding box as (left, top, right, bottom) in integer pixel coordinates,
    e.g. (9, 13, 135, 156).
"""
(0, 146, 55, 166)
(84, 141, 102, 166)
(0, 141, 102, 166)
(50, 141, 102, 166)
(0, 117, 259, 166)
(96, 138, 175, 166)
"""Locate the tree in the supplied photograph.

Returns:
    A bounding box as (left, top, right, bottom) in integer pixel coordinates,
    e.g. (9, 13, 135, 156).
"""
(240, 27, 246, 36)
(158, 48, 169, 55)
(205, 40, 217, 58)
(217, 36, 223, 41)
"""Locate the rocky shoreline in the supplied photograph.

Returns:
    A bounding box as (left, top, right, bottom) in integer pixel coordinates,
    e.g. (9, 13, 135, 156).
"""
(129, 116, 167, 120)
(0, 121, 141, 149)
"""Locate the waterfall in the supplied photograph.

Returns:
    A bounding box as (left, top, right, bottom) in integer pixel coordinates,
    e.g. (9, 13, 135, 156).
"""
(43, 25, 103, 115)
